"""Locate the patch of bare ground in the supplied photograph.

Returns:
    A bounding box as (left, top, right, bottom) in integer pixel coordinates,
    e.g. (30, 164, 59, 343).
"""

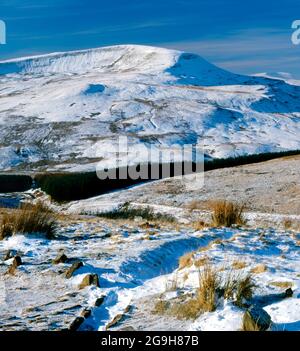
(86, 155, 300, 216)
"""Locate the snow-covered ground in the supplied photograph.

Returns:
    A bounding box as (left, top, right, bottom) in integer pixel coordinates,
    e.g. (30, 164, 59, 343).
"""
(0, 213, 299, 331)
(0, 45, 299, 331)
(1, 44, 300, 171)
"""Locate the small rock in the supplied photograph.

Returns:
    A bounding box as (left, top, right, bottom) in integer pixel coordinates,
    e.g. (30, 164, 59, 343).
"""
(80, 308, 92, 319)
(3, 250, 14, 261)
(242, 305, 272, 331)
(65, 261, 83, 279)
(105, 305, 132, 330)
(140, 221, 155, 229)
(7, 255, 23, 274)
(79, 274, 99, 289)
(119, 326, 136, 331)
(68, 317, 84, 331)
(52, 253, 68, 264)
(285, 288, 293, 298)
(13, 256, 22, 267)
(106, 314, 124, 330)
(95, 296, 105, 307)
(124, 305, 132, 314)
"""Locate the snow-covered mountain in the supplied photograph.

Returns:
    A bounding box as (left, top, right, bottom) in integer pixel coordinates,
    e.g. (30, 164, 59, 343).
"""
(1, 44, 300, 172)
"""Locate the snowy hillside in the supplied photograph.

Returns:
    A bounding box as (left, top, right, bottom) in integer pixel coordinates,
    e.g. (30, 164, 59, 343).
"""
(1, 44, 300, 171)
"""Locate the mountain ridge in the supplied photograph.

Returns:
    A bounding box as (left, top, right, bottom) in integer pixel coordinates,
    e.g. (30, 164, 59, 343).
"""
(0, 44, 300, 172)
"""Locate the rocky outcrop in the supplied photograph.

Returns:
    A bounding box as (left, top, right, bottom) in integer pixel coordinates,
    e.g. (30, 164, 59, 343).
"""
(53, 253, 68, 264)
(65, 261, 83, 278)
(78, 274, 99, 289)
(242, 305, 272, 331)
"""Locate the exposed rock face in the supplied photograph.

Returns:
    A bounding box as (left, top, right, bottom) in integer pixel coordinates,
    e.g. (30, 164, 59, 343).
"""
(78, 274, 99, 289)
(68, 316, 84, 331)
(94, 296, 105, 307)
(13, 256, 22, 266)
(52, 253, 68, 264)
(242, 305, 272, 331)
(65, 261, 83, 279)
(106, 305, 132, 330)
(80, 308, 92, 319)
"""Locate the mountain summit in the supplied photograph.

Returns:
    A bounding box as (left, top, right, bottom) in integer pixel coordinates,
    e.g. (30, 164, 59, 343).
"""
(1, 45, 300, 171)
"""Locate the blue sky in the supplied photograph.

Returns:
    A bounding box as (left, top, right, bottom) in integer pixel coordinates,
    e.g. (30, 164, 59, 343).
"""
(1, 0, 300, 77)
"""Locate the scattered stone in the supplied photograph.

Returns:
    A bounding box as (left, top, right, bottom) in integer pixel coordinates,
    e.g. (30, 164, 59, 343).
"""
(94, 296, 105, 307)
(124, 305, 132, 314)
(7, 256, 22, 275)
(105, 305, 132, 330)
(106, 314, 124, 330)
(80, 308, 92, 319)
(242, 305, 272, 331)
(285, 288, 293, 298)
(119, 326, 136, 331)
(68, 317, 84, 331)
(78, 274, 99, 289)
(52, 253, 68, 264)
(65, 261, 83, 279)
(4, 250, 14, 261)
(13, 256, 22, 267)
(140, 221, 155, 229)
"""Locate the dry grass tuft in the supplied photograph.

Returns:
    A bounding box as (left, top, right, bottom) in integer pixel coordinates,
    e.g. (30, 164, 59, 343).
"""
(235, 275, 255, 306)
(269, 281, 293, 289)
(211, 200, 246, 227)
(283, 218, 292, 230)
(198, 239, 224, 253)
(232, 260, 247, 270)
(222, 271, 255, 307)
(96, 202, 175, 223)
(183, 272, 189, 281)
(194, 257, 208, 267)
(251, 264, 267, 274)
(178, 252, 195, 269)
(170, 297, 204, 320)
(192, 220, 208, 231)
(242, 315, 261, 331)
(0, 202, 57, 240)
(197, 265, 219, 313)
(167, 265, 220, 320)
(154, 264, 255, 320)
(212, 239, 224, 246)
(179, 251, 208, 270)
(153, 299, 170, 315)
